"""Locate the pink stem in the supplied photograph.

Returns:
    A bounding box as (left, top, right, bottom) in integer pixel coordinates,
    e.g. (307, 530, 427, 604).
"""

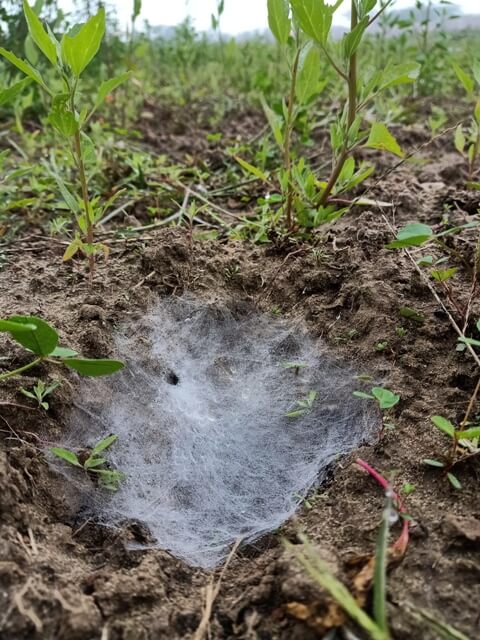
(355, 458, 410, 555)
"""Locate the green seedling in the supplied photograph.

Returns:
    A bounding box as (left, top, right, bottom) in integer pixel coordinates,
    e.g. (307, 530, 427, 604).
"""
(0, 315, 123, 380)
(285, 390, 317, 418)
(354, 387, 400, 410)
(258, 0, 419, 230)
(424, 414, 480, 489)
(282, 361, 309, 375)
(0, 2, 130, 276)
(20, 378, 60, 410)
(51, 434, 124, 491)
(452, 61, 480, 185)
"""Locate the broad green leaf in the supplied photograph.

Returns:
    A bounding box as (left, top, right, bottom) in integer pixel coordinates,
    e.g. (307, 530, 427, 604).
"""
(61, 358, 124, 376)
(458, 336, 480, 347)
(454, 124, 465, 154)
(132, 0, 142, 21)
(365, 122, 404, 158)
(61, 7, 105, 76)
(48, 105, 78, 137)
(7, 315, 58, 355)
(296, 44, 322, 104)
(0, 47, 50, 92)
(290, 0, 340, 45)
(50, 346, 78, 358)
(0, 318, 37, 333)
(0, 78, 32, 106)
(93, 71, 131, 111)
(379, 62, 420, 91)
(456, 426, 480, 439)
(387, 223, 433, 249)
(452, 62, 474, 94)
(267, 0, 291, 45)
(431, 415, 455, 438)
(423, 458, 445, 468)
(92, 434, 118, 455)
(399, 306, 424, 323)
(371, 387, 400, 410)
(235, 156, 269, 182)
(23, 0, 57, 65)
(447, 473, 462, 490)
(51, 447, 82, 467)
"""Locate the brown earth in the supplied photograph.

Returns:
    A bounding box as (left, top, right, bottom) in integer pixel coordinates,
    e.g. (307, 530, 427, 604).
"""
(0, 106, 480, 640)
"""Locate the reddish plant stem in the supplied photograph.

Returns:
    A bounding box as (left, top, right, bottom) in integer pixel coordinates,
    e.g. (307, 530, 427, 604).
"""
(355, 458, 410, 556)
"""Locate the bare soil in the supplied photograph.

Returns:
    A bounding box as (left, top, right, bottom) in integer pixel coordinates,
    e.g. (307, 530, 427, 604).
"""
(1, 107, 480, 639)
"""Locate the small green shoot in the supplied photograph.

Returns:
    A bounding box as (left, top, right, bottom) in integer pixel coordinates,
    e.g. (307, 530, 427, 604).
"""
(354, 387, 400, 410)
(20, 379, 60, 410)
(51, 434, 124, 491)
(285, 390, 317, 418)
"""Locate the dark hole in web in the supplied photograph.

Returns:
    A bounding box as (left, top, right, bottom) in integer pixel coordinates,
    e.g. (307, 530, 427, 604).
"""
(166, 370, 180, 385)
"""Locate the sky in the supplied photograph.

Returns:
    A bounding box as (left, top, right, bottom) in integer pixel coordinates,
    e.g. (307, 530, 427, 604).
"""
(60, 0, 480, 34)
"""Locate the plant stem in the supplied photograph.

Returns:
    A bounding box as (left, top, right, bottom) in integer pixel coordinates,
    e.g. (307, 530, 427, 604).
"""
(319, 0, 358, 207)
(283, 34, 301, 231)
(0, 357, 43, 381)
(70, 84, 95, 278)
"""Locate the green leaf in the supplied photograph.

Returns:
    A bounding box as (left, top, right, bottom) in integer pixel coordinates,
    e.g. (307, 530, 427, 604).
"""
(431, 267, 458, 282)
(267, 0, 291, 45)
(84, 456, 107, 469)
(342, 16, 369, 59)
(0, 47, 49, 92)
(63, 236, 83, 261)
(365, 122, 404, 158)
(0, 318, 37, 333)
(371, 387, 400, 410)
(387, 223, 433, 249)
(379, 62, 420, 91)
(454, 124, 466, 154)
(452, 62, 474, 94)
(132, 0, 142, 21)
(23, 0, 57, 65)
(92, 434, 118, 455)
(399, 307, 424, 323)
(50, 346, 78, 358)
(290, 0, 340, 45)
(61, 7, 105, 76)
(50, 447, 82, 467)
(0, 78, 32, 106)
(456, 426, 480, 440)
(61, 358, 124, 377)
(235, 156, 269, 182)
(447, 473, 462, 490)
(458, 336, 480, 348)
(353, 391, 374, 400)
(6, 315, 58, 355)
(48, 104, 78, 137)
(20, 388, 36, 400)
(296, 44, 322, 104)
(423, 458, 445, 468)
(431, 415, 455, 438)
(93, 71, 131, 112)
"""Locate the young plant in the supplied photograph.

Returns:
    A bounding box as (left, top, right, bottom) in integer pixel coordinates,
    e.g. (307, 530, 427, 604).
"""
(20, 378, 60, 410)
(285, 390, 317, 418)
(51, 434, 124, 491)
(0, 2, 130, 276)
(0, 315, 123, 380)
(354, 386, 400, 410)
(424, 414, 480, 490)
(452, 61, 480, 186)
(257, 0, 419, 231)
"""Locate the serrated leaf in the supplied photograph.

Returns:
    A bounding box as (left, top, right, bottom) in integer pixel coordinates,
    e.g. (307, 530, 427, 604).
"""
(61, 7, 105, 76)
(267, 0, 291, 45)
(0, 78, 32, 106)
(365, 122, 404, 158)
(61, 358, 124, 377)
(6, 315, 58, 355)
(23, 0, 57, 65)
(48, 104, 78, 137)
(379, 62, 420, 91)
(342, 16, 368, 59)
(387, 223, 433, 249)
(51, 447, 82, 467)
(431, 415, 455, 438)
(290, 0, 340, 45)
